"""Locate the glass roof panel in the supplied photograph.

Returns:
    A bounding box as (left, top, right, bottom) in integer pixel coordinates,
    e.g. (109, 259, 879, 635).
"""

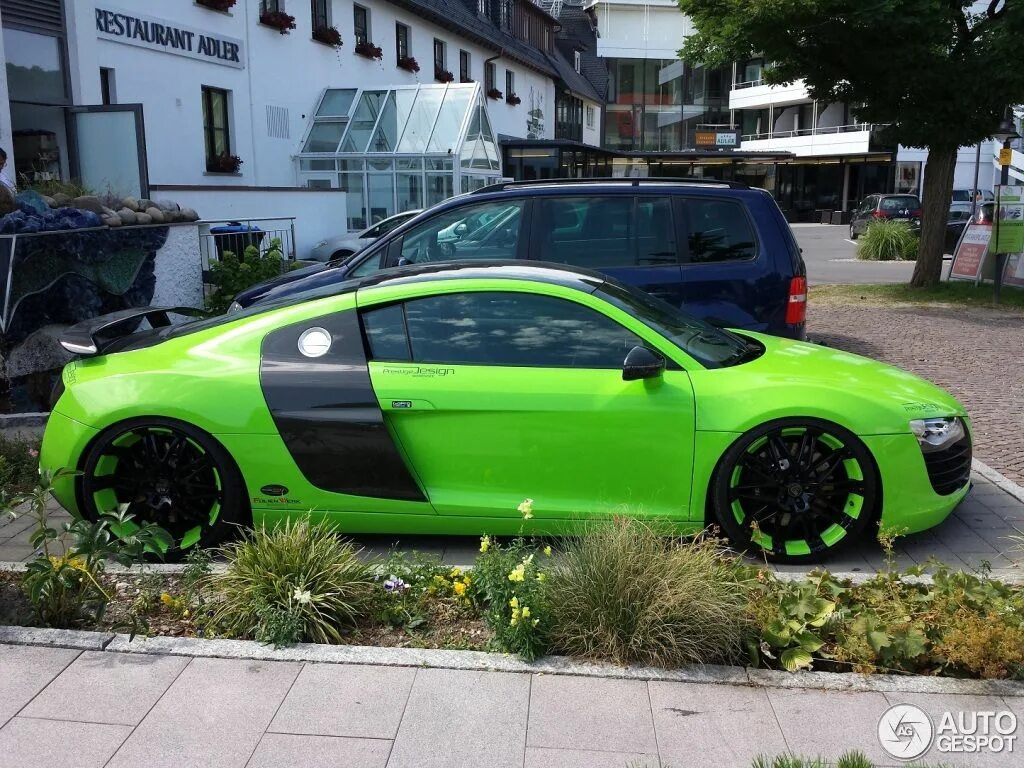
(303, 122, 346, 153)
(340, 90, 388, 152)
(317, 89, 357, 117)
(396, 87, 446, 153)
(478, 104, 501, 170)
(427, 86, 475, 153)
(367, 90, 418, 153)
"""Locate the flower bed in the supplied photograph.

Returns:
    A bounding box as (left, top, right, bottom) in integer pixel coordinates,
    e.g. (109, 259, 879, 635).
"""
(397, 56, 420, 73)
(313, 25, 342, 48)
(259, 10, 296, 33)
(2, 483, 1022, 679)
(355, 40, 383, 60)
(196, 0, 236, 11)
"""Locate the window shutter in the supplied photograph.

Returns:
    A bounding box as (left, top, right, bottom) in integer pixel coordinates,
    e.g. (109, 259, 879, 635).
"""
(0, 0, 64, 33)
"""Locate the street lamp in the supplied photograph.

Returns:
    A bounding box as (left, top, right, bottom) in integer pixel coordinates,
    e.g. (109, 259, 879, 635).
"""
(992, 113, 1020, 304)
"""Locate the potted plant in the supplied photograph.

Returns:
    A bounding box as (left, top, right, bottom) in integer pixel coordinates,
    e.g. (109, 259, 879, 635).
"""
(355, 40, 384, 60)
(398, 56, 420, 73)
(259, 9, 296, 33)
(197, 0, 236, 10)
(207, 153, 243, 174)
(487, 87, 503, 100)
(435, 68, 455, 83)
(313, 25, 343, 48)
(506, 92, 522, 106)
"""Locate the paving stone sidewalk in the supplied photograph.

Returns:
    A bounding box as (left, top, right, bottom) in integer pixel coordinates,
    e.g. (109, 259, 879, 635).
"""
(3, 471, 1021, 575)
(0, 643, 1021, 768)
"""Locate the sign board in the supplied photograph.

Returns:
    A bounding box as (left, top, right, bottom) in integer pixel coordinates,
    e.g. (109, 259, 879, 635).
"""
(95, 6, 245, 68)
(949, 222, 991, 281)
(694, 130, 740, 148)
(992, 185, 1024, 254)
(999, 147, 1013, 166)
(1003, 253, 1024, 288)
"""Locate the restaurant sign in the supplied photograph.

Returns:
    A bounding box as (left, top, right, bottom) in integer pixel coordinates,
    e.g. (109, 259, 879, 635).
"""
(95, 6, 244, 69)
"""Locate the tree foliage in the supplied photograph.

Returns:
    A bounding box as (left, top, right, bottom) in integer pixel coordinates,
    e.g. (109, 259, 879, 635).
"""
(678, 0, 1024, 285)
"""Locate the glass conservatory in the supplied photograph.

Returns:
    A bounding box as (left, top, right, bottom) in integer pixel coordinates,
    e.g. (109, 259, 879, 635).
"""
(296, 83, 505, 231)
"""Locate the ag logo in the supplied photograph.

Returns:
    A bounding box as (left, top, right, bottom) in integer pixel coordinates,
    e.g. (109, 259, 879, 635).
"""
(260, 484, 289, 497)
(878, 704, 934, 760)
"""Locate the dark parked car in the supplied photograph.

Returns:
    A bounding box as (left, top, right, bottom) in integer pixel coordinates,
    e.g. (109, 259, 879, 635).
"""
(849, 194, 923, 239)
(945, 202, 994, 254)
(232, 179, 808, 339)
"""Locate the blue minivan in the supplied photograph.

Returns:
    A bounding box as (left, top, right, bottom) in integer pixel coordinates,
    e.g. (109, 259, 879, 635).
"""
(231, 179, 808, 339)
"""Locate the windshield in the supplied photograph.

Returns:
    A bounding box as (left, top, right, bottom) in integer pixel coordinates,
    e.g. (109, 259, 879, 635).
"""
(595, 281, 757, 368)
(881, 196, 920, 212)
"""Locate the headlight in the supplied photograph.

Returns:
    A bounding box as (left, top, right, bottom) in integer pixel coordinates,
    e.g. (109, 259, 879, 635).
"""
(909, 417, 965, 453)
(227, 300, 243, 314)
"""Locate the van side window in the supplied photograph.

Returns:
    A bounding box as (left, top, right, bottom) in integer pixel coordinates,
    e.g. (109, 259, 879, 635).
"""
(683, 199, 757, 263)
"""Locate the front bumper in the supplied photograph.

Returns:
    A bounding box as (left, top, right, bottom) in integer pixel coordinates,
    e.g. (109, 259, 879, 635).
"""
(864, 432, 971, 535)
(39, 410, 98, 518)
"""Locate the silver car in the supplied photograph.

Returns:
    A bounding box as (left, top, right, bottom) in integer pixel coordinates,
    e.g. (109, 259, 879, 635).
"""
(309, 209, 422, 262)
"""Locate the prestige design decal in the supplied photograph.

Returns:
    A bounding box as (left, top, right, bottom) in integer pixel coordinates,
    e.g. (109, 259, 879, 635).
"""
(95, 7, 245, 68)
(381, 365, 456, 377)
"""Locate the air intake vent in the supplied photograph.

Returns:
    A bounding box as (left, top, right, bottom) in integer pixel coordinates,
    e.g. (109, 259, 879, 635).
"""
(0, 0, 63, 33)
(266, 105, 290, 139)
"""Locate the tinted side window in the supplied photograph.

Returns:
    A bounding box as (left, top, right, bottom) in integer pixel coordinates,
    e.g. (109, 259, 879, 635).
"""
(636, 198, 679, 265)
(387, 292, 644, 368)
(363, 303, 411, 360)
(535, 196, 633, 268)
(397, 200, 525, 265)
(683, 198, 757, 263)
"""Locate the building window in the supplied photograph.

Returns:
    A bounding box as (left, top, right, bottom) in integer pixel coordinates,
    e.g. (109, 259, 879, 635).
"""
(353, 5, 369, 45)
(459, 50, 471, 82)
(433, 39, 446, 73)
(260, 0, 283, 13)
(586, 104, 595, 129)
(505, 69, 515, 97)
(396, 22, 410, 63)
(574, 50, 581, 73)
(485, 61, 496, 92)
(201, 85, 231, 170)
(311, 0, 329, 30)
(100, 67, 115, 105)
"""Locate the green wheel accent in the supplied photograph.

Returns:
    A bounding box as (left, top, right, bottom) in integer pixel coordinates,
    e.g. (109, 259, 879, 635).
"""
(717, 419, 878, 562)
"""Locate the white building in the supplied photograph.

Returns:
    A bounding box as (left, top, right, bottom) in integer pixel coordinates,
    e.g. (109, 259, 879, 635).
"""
(0, 0, 594, 253)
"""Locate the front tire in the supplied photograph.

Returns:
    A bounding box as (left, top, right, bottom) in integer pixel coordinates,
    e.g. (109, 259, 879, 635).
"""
(79, 418, 246, 550)
(849, 224, 859, 240)
(712, 418, 878, 563)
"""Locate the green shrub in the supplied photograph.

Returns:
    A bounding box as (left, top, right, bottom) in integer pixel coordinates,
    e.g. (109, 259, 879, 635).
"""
(856, 219, 919, 261)
(206, 518, 375, 645)
(751, 752, 876, 768)
(474, 535, 549, 660)
(206, 238, 286, 314)
(542, 520, 753, 667)
(0, 434, 40, 496)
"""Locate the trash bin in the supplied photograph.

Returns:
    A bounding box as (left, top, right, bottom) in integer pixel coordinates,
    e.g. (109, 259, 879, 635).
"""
(819, 209, 833, 224)
(209, 222, 264, 260)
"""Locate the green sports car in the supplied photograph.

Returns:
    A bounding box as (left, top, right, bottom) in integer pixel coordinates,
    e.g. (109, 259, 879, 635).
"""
(41, 262, 972, 562)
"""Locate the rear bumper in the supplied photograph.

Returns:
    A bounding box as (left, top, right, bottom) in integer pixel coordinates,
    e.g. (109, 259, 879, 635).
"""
(39, 410, 98, 518)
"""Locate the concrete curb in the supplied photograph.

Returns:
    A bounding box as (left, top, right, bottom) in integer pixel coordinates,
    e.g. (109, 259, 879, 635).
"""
(0, 413, 47, 430)
(1, 625, 1022, 698)
(972, 457, 1024, 505)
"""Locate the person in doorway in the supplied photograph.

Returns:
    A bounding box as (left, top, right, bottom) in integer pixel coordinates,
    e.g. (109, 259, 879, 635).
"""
(0, 148, 17, 195)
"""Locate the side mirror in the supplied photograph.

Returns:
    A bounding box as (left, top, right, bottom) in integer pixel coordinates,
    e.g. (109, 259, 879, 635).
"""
(397, 256, 411, 266)
(454, 223, 468, 237)
(622, 345, 665, 381)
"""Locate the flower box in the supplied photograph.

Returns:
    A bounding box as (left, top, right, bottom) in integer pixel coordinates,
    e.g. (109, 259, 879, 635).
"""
(313, 25, 343, 48)
(506, 93, 522, 106)
(207, 153, 243, 174)
(196, 0, 236, 11)
(355, 40, 384, 60)
(435, 68, 455, 83)
(259, 10, 296, 34)
(398, 56, 421, 73)
(487, 88, 504, 100)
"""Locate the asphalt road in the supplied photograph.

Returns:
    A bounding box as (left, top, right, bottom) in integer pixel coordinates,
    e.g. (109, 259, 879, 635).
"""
(792, 223, 951, 284)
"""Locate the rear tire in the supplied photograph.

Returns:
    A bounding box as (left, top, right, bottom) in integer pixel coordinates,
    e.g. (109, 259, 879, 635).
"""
(78, 418, 247, 551)
(849, 224, 859, 240)
(711, 418, 878, 563)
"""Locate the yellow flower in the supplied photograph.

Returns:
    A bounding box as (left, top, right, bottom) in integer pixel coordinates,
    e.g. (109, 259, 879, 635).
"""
(508, 564, 526, 582)
(510, 596, 520, 609)
(159, 592, 175, 606)
(517, 498, 534, 520)
(450, 567, 462, 578)
(532, 618, 540, 627)
(453, 581, 467, 597)
(543, 545, 552, 557)
(536, 572, 546, 583)
(479, 535, 491, 553)
(520, 606, 531, 619)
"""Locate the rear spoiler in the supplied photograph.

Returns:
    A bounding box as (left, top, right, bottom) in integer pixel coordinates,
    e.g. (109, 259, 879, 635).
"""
(59, 307, 209, 356)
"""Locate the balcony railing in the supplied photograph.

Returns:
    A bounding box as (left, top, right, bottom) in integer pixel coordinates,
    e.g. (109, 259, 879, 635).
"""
(741, 123, 876, 141)
(732, 78, 765, 90)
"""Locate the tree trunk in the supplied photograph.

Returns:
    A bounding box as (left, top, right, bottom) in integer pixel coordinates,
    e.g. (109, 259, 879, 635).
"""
(910, 145, 957, 288)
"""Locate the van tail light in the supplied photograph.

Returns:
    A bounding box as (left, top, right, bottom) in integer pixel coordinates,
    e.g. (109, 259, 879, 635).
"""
(785, 276, 807, 325)
(872, 210, 888, 219)
(910, 209, 922, 218)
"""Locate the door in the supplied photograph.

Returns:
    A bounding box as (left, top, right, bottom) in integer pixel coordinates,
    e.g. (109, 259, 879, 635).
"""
(67, 104, 149, 199)
(530, 195, 686, 306)
(360, 288, 696, 520)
